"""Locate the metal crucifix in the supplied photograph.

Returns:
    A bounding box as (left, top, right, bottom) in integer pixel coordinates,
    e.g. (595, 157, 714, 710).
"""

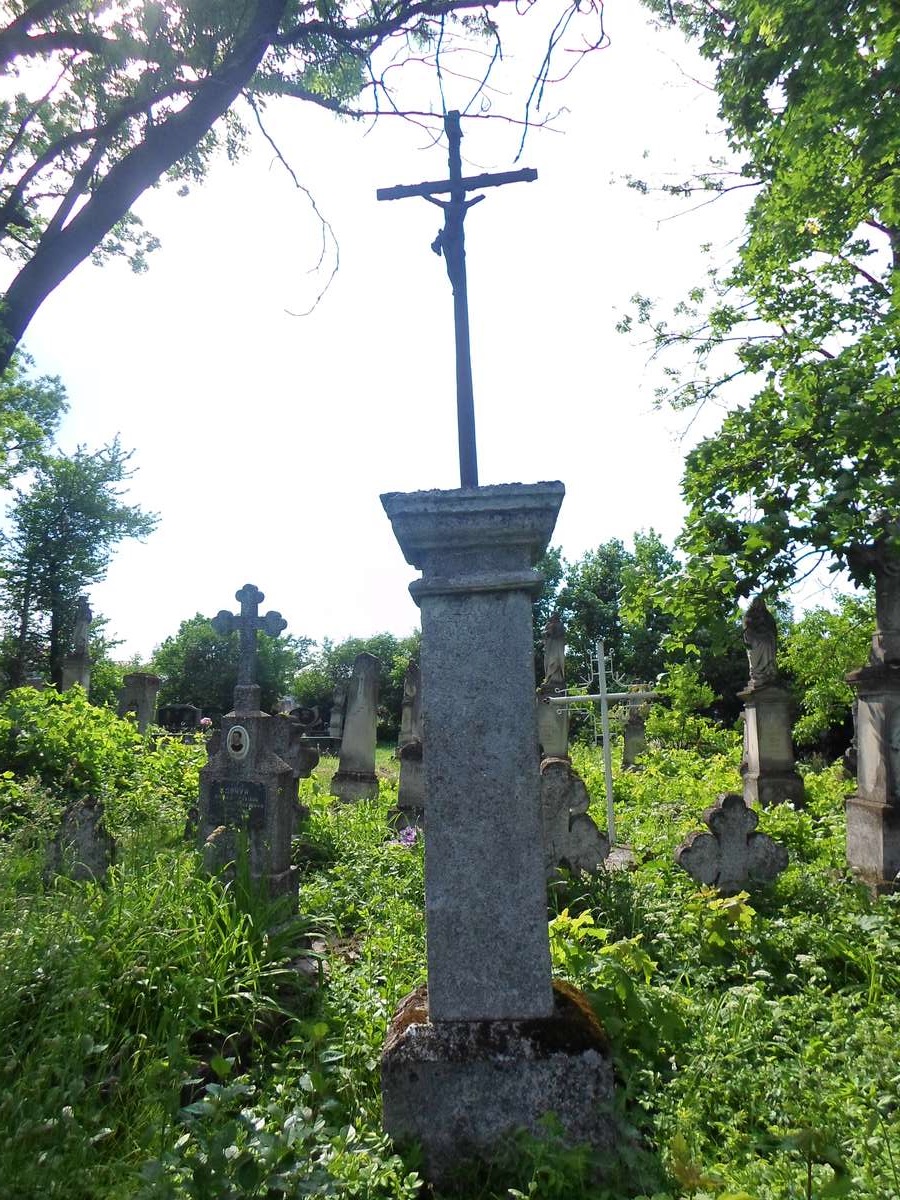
(377, 111, 537, 487)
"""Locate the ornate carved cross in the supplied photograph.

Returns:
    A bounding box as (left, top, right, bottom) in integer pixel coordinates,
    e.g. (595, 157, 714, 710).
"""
(675, 793, 788, 894)
(211, 583, 286, 688)
(377, 110, 537, 488)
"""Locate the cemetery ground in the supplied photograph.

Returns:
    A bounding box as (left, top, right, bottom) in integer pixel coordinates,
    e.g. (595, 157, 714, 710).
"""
(0, 692, 898, 1198)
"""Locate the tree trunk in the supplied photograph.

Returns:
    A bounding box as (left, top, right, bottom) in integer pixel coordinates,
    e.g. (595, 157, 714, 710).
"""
(0, 0, 288, 372)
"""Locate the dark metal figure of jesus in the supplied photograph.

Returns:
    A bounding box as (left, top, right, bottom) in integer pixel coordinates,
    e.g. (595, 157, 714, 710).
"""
(377, 111, 537, 487)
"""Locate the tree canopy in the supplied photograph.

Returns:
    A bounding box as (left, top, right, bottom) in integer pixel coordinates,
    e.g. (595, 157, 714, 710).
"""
(627, 0, 900, 623)
(0, 0, 603, 370)
(151, 613, 313, 715)
(0, 351, 66, 486)
(0, 438, 157, 686)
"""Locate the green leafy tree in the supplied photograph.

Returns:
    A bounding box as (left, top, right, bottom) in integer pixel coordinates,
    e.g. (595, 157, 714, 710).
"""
(293, 630, 420, 738)
(151, 614, 313, 715)
(0, 0, 602, 368)
(0, 439, 157, 687)
(627, 0, 900, 628)
(780, 592, 875, 748)
(0, 352, 66, 486)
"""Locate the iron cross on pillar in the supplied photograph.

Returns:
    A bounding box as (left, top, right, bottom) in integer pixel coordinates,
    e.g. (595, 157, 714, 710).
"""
(377, 111, 537, 487)
(212, 583, 287, 709)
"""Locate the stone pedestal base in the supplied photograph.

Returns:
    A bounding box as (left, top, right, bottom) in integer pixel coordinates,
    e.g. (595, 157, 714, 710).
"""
(392, 742, 424, 828)
(382, 983, 618, 1188)
(739, 683, 805, 807)
(846, 795, 900, 894)
(61, 656, 91, 694)
(330, 769, 379, 803)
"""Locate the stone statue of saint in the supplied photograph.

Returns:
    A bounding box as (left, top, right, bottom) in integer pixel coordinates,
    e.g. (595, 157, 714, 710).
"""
(742, 596, 779, 688)
(541, 612, 566, 693)
(72, 597, 92, 659)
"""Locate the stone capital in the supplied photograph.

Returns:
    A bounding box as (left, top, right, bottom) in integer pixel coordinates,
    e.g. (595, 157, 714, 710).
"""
(380, 483, 565, 585)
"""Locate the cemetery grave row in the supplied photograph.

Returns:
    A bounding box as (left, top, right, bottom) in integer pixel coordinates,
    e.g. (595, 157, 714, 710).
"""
(32, 487, 900, 1192)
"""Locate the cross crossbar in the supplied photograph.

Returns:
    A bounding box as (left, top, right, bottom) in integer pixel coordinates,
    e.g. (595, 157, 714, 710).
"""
(377, 110, 537, 487)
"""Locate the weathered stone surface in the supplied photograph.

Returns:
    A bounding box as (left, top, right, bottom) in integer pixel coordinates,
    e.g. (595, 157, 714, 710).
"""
(739, 683, 805, 807)
(61, 597, 93, 695)
(397, 660, 421, 755)
(393, 739, 424, 829)
(846, 660, 900, 891)
(675, 792, 788, 893)
(622, 703, 648, 769)
(328, 684, 346, 741)
(382, 982, 618, 1188)
(742, 596, 779, 689)
(536, 612, 569, 758)
(382, 484, 562, 1023)
(541, 757, 609, 876)
(117, 672, 161, 732)
(46, 797, 114, 882)
(331, 652, 380, 802)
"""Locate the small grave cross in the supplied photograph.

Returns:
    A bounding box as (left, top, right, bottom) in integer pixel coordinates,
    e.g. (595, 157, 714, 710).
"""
(377, 110, 537, 488)
(211, 583, 287, 688)
(675, 792, 788, 894)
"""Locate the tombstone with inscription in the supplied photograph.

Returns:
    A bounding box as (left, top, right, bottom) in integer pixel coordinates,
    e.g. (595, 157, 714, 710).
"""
(117, 672, 162, 732)
(675, 792, 788, 894)
(845, 517, 900, 891)
(738, 597, 805, 807)
(393, 660, 424, 828)
(330, 652, 380, 802)
(61, 597, 92, 693)
(198, 584, 301, 903)
(381, 485, 617, 1183)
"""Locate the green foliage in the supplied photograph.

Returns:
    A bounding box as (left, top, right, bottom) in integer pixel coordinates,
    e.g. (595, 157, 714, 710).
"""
(152, 614, 313, 715)
(628, 0, 900, 621)
(293, 631, 421, 739)
(0, 438, 157, 687)
(0, 686, 203, 837)
(645, 662, 742, 755)
(0, 351, 66, 487)
(780, 592, 875, 747)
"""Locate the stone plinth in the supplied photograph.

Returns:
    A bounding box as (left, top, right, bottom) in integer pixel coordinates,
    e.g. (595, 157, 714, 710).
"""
(383, 484, 560, 1022)
(393, 739, 424, 829)
(537, 692, 569, 759)
(739, 683, 805, 807)
(117, 672, 162, 731)
(846, 663, 900, 892)
(382, 982, 616, 1187)
(198, 687, 297, 904)
(331, 652, 380, 802)
(61, 655, 91, 694)
(541, 757, 609, 877)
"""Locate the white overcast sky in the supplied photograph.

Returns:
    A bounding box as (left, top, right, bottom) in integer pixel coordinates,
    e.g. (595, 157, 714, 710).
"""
(12, 1, 753, 661)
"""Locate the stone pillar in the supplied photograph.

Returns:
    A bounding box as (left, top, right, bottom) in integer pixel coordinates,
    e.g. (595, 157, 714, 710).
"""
(622, 702, 648, 769)
(117, 672, 162, 731)
(199, 683, 298, 904)
(61, 655, 91, 694)
(394, 660, 424, 828)
(739, 683, 805, 807)
(328, 684, 346, 741)
(845, 521, 900, 891)
(330, 653, 380, 801)
(380, 484, 616, 1184)
(536, 612, 568, 758)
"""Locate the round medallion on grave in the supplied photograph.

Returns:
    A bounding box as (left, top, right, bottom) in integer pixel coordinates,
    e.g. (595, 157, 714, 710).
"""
(226, 724, 250, 761)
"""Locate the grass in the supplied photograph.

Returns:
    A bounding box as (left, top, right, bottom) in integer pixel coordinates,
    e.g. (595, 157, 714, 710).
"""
(0, 713, 899, 1199)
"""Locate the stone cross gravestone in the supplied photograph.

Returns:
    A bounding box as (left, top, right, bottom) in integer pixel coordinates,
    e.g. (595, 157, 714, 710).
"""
(738, 597, 805, 807)
(330, 652, 380, 802)
(540, 757, 610, 877)
(380, 484, 617, 1184)
(198, 584, 307, 903)
(675, 792, 788, 894)
(845, 518, 900, 891)
(393, 659, 424, 828)
(61, 596, 92, 694)
(117, 672, 161, 732)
